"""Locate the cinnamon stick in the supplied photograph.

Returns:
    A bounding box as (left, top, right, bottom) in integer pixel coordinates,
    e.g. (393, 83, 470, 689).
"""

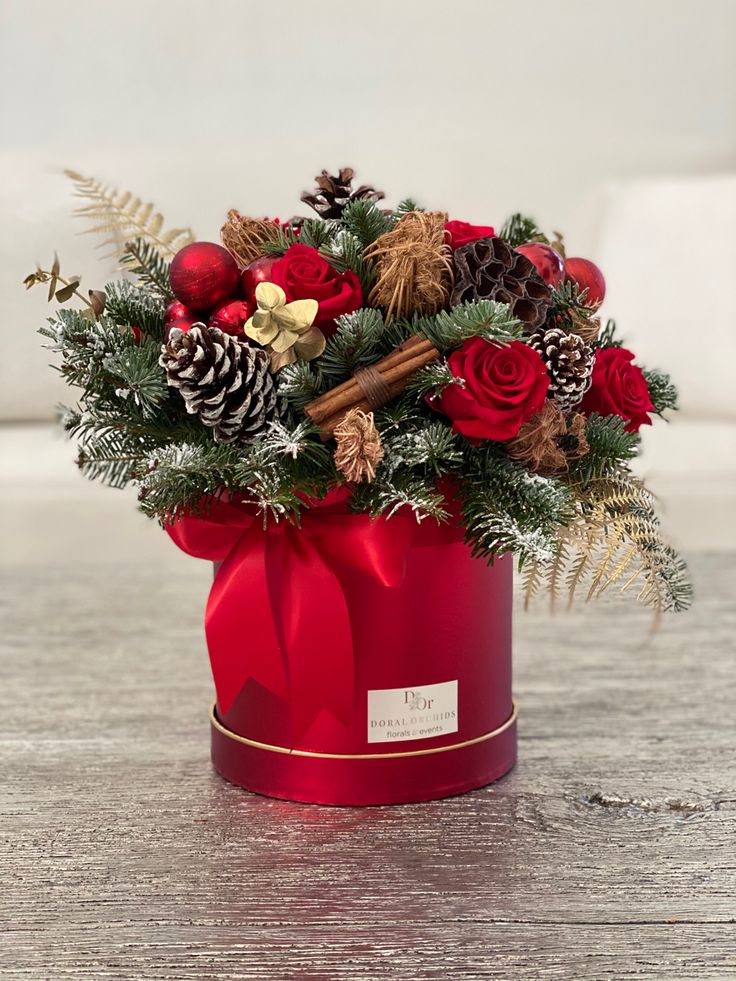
(305, 333, 440, 438)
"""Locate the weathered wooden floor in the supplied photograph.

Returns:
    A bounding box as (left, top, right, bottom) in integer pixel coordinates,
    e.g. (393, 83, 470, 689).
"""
(1, 550, 734, 980)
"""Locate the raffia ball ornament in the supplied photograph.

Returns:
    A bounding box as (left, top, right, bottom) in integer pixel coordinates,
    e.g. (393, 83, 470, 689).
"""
(333, 408, 384, 483)
(451, 236, 552, 331)
(160, 324, 280, 444)
(506, 400, 589, 475)
(365, 211, 453, 320)
(244, 282, 323, 372)
(220, 211, 282, 269)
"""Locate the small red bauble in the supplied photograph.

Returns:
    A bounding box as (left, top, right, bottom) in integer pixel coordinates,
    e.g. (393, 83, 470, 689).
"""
(131, 325, 142, 345)
(208, 298, 255, 336)
(564, 256, 606, 305)
(516, 243, 565, 287)
(169, 242, 240, 312)
(164, 299, 192, 324)
(240, 255, 279, 301)
(166, 315, 199, 336)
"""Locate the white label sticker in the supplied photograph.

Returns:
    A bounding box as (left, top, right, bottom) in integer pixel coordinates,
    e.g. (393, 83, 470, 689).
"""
(367, 680, 458, 743)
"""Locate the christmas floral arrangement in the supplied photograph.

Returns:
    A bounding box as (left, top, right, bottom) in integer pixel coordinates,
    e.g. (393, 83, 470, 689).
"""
(25, 167, 691, 614)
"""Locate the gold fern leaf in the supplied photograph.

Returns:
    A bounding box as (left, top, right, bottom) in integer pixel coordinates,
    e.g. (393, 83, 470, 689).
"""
(64, 169, 195, 257)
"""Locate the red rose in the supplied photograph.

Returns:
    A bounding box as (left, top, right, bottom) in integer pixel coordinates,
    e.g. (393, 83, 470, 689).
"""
(269, 244, 362, 335)
(445, 220, 496, 250)
(436, 338, 549, 441)
(581, 347, 654, 432)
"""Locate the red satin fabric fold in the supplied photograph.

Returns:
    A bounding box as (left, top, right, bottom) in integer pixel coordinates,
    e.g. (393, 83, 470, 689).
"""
(166, 490, 460, 737)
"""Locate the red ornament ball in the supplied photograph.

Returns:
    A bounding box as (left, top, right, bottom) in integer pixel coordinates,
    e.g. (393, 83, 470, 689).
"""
(240, 254, 279, 301)
(515, 243, 565, 287)
(164, 299, 192, 324)
(169, 242, 239, 312)
(208, 297, 255, 336)
(564, 256, 606, 305)
(130, 325, 142, 345)
(165, 315, 199, 337)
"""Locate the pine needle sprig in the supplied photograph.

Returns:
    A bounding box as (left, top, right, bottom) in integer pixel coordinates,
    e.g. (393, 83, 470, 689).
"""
(643, 369, 679, 415)
(121, 238, 173, 298)
(64, 170, 194, 257)
(341, 199, 395, 247)
(320, 230, 375, 295)
(571, 413, 641, 486)
(499, 213, 547, 248)
(104, 280, 167, 341)
(277, 360, 326, 411)
(409, 299, 523, 350)
(318, 307, 386, 383)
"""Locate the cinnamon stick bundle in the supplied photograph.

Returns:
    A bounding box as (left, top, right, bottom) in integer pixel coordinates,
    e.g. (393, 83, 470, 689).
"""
(305, 334, 440, 438)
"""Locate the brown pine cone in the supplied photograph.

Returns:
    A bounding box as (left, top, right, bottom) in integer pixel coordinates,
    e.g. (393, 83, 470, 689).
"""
(451, 236, 552, 331)
(528, 326, 593, 411)
(301, 167, 384, 219)
(160, 324, 280, 444)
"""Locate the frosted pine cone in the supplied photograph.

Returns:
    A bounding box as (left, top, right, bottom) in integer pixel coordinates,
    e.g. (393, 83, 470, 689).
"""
(160, 324, 280, 443)
(528, 326, 593, 411)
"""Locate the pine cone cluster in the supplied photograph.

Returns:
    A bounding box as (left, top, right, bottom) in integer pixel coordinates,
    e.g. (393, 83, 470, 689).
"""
(160, 324, 280, 444)
(451, 236, 552, 331)
(301, 167, 384, 220)
(528, 326, 593, 411)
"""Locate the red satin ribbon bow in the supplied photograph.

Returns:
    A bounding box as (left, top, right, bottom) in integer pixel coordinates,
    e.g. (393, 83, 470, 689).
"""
(166, 490, 416, 735)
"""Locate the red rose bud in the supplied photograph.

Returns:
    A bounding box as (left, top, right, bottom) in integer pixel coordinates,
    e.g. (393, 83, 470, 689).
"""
(269, 243, 362, 336)
(240, 255, 279, 301)
(169, 242, 240, 311)
(580, 347, 653, 432)
(515, 243, 565, 287)
(208, 297, 255, 335)
(445, 220, 496, 250)
(564, 256, 606, 305)
(434, 338, 549, 441)
(164, 299, 192, 324)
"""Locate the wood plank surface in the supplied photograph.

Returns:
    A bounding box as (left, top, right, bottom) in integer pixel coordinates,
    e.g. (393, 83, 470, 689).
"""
(1, 551, 734, 980)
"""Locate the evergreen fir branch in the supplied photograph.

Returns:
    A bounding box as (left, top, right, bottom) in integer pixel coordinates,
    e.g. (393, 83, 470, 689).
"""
(571, 413, 641, 485)
(350, 472, 449, 523)
(499, 213, 546, 248)
(276, 359, 326, 410)
(75, 426, 152, 488)
(120, 238, 173, 298)
(341, 199, 394, 246)
(643, 369, 679, 415)
(103, 344, 168, 418)
(405, 359, 457, 397)
(549, 280, 598, 322)
(296, 219, 338, 249)
(393, 198, 425, 218)
(65, 170, 194, 257)
(409, 299, 523, 350)
(380, 419, 462, 476)
(138, 442, 243, 521)
(460, 449, 577, 565)
(320, 230, 375, 295)
(318, 307, 386, 383)
(592, 317, 624, 349)
(260, 224, 300, 256)
(104, 280, 167, 340)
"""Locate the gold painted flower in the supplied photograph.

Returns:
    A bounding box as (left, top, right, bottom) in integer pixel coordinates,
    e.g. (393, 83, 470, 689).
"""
(244, 282, 324, 371)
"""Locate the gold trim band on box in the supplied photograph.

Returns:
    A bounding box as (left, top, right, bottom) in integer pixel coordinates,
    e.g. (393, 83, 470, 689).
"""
(210, 700, 517, 760)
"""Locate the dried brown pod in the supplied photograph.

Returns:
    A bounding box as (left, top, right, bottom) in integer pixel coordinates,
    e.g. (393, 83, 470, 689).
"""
(220, 211, 282, 269)
(507, 400, 589, 475)
(333, 408, 384, 483)
(452, 236, 552, 331)
(364, 211, 453, 320)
